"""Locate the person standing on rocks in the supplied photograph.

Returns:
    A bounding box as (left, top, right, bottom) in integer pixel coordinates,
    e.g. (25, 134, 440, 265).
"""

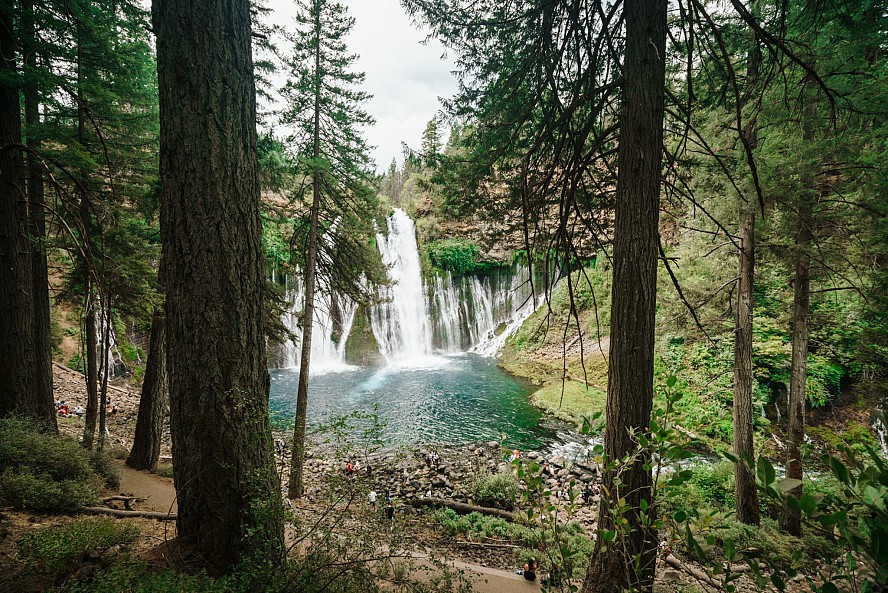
(385, 500, 394, 531)
(369, 489, 377, 511)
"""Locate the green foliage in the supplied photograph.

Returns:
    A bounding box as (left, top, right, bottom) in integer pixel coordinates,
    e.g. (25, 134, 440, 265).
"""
(807, 422, 879, 457)
(471, 470, 519, 509)
(64, 564, 226, 593)
(0, 418, 103, 510)
(152, 463, 174, 479)
(423, 238, 482, 275)
(19, 518, 139, 578)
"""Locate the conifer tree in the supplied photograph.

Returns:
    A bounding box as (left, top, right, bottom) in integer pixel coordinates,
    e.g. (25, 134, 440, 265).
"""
(154, 0, 283, 572)
(280, 0, 378, 499)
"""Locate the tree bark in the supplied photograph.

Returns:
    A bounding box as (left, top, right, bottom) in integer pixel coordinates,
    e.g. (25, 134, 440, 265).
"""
(782, 201, 811, 536)
(0, 0, 39, 422)
(583, 1, 666, 591)
(97, 297, 112, 450)
(81, 289, 99, 448)
(732, 207, 760, 525)
(127, 308, 167, 471)
(153, 0, 284, 573)
(288, 0, 323, 500)
(23, 0, 57, 430)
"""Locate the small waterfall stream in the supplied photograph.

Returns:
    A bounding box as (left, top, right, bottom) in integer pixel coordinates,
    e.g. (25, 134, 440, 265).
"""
(370, 209, 435, 363)
(276, 208, 550, 370)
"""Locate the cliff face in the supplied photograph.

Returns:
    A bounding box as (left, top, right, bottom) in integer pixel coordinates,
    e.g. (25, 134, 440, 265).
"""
(344, 306, 385, 367)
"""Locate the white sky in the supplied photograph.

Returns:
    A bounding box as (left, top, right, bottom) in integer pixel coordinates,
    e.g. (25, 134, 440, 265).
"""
(265, 0, 459, 171)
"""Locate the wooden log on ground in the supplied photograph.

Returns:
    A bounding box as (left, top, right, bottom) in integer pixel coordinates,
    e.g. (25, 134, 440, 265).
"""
(664, 556, 720, 589)
(412, 497, 517, 522)
(101, 495, 145, 510)
(455, 541, 520, 549)
(83, 506, 176, 520)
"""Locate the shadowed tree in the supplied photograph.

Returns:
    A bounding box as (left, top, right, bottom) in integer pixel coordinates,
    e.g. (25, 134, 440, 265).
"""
(126, 308, 166, 471)
(153, 0, 283, 572)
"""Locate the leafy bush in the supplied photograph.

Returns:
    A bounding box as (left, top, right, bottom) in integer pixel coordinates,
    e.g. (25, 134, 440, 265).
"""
(424, 238, 481, 275)
(153, 463, 174, 478)
(471, 470, 519, 509)
(63, 562, 228, 593)
(19, 518, 139, 578)
(0, 418, 105, 510)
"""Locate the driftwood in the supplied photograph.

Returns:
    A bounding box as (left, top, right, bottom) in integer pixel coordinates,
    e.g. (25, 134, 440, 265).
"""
(83, 506, 176, 521)
(412, 497, 517, 522)
(101, 495, 145, 510)
(53, 362, 132, 397)
(664, 556, 721, 589)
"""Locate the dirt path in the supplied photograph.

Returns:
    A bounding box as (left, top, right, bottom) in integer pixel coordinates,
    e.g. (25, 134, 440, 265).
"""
(114, 460, 177, 514)
(113, 462, 544, 591)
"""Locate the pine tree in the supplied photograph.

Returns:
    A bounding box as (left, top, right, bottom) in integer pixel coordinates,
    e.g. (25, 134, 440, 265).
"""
(280, 0, 379, 499)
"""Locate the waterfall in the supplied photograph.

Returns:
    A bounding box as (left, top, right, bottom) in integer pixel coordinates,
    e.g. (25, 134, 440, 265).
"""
(276, 208, 557, 368)
(280, 274, 357, 373)
(370, 209, 435, 363)
(874, 413, 888, 458)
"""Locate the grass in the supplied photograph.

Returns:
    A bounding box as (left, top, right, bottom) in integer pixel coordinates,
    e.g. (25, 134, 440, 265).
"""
(531, 380, 607, 426)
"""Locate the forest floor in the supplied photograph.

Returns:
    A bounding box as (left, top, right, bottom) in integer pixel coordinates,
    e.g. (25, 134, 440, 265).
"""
(1, 364, 842, 593)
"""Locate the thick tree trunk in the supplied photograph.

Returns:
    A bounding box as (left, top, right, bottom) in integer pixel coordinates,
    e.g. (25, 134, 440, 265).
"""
(23, 0, 56, 430)
(127, 308, 167, 471)
(782, 204, 811, 536)
(0, 2, 40, 422)
(583, 1, 666, 591)
(153, 0, 284, 573)
(733, 207, 760, 525)
(288, 2, 323, 500)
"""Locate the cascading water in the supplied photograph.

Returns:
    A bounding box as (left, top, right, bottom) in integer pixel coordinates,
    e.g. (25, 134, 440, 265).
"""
(370, 209, 435, 363)
(276, 208, 556, 368)
(279, 274, 358, 372)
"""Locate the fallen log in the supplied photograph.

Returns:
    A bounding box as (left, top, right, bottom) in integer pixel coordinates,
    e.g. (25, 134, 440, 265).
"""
(455, 541, 520, 549)
(412, 498, 517, 522)
(83, 506, 176, 521)
(664, 556, 720, 589)
(101, 495, 145, 510)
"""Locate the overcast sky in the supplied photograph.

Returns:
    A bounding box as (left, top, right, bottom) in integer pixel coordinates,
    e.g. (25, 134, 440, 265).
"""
(265, 0, 459, 171)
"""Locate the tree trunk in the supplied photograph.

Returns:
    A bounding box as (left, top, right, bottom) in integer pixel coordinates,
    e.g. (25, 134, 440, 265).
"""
(98, 297, 112, 450)
(582, 1, 666, 591)
(732, 207, 760, 525)
(127, 308, 167, 471)
(81, 290, 99, 448)
(153, 0, 283, 573)
(782, 202, 811, 536)
(288, 0, 322, 500)
(0, 1, 39, 422)
(23, 0, 57, 430)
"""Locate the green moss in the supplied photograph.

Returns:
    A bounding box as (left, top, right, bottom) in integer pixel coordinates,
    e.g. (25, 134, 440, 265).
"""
(807, 422, 878, 456)
(531, 380, 607, 426)
(344, 306, 384, 367)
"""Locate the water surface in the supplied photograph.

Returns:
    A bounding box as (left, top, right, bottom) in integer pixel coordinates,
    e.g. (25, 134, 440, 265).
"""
(269, 354, 559, 450)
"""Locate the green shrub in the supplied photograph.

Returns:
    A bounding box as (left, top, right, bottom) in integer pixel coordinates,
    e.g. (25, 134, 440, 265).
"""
(64, 562, 227, 593)
(0, 468, 100, 511)
(0, 418, 103, 510)
(19, 517, 139, 578)
(153, 463, 174, 478)
(471, 470, 519, 509)
(89, 449, 121, 489)
(424, 238, 481, 275)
